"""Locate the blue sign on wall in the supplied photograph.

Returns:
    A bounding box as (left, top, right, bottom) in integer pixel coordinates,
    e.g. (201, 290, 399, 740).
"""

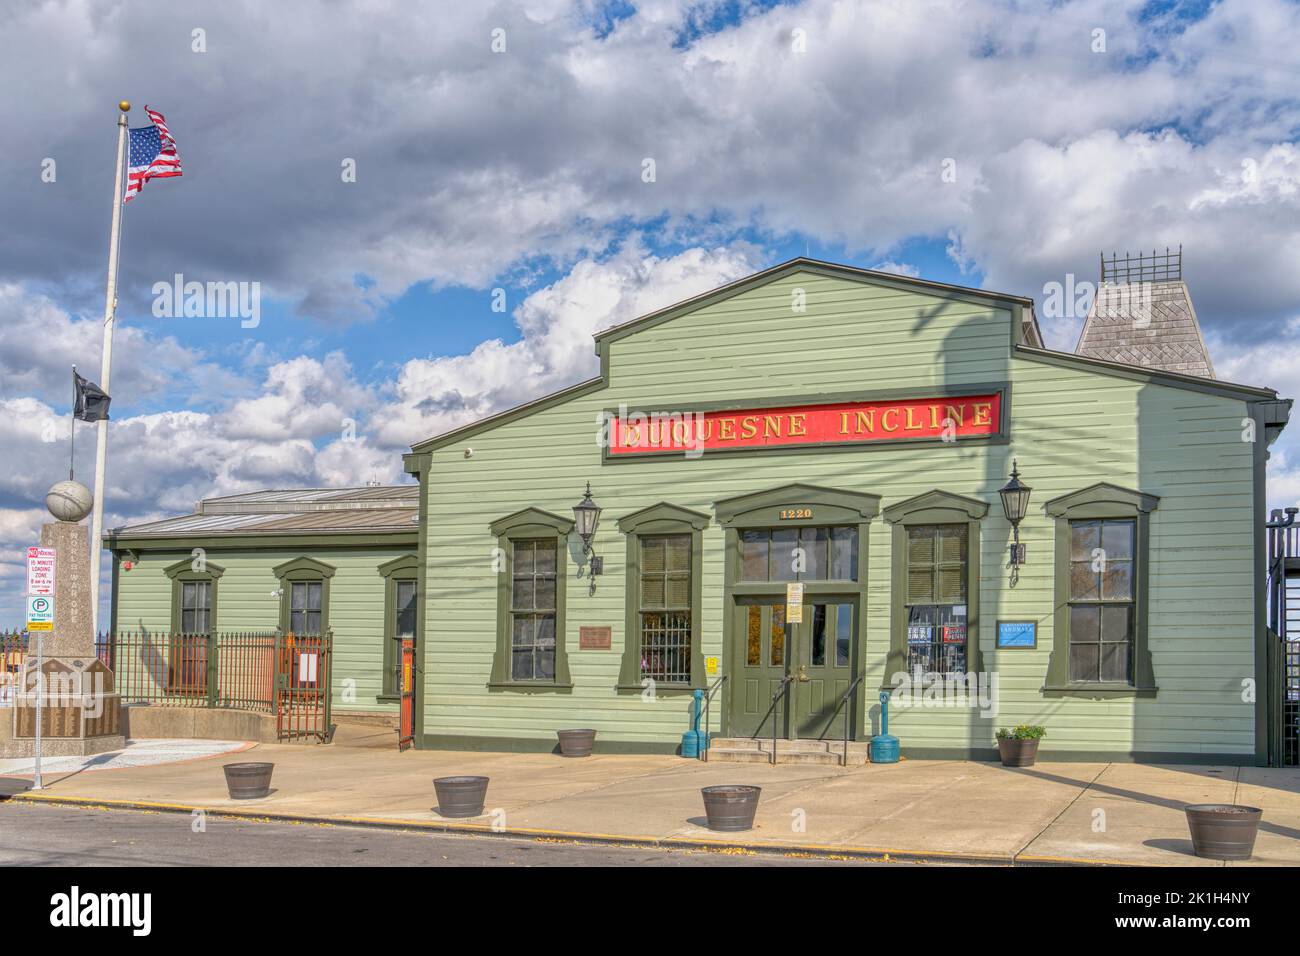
(997, 620, 1037, 649)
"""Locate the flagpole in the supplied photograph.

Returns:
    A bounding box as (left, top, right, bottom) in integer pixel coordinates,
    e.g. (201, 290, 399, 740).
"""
(69, 365, 77, 481)
(88, 101, 130, 635)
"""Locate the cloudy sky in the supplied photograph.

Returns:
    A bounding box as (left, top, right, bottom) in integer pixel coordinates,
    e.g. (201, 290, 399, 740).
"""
(1, 0, 1299, 627)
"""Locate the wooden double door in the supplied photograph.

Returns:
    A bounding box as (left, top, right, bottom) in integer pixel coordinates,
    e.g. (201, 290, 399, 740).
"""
(728, 597, 858, 739)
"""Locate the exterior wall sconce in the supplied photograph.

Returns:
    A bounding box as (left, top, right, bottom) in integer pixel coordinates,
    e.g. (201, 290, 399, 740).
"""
(572, 482, 603, 592)
(998, 458, 1032, 587)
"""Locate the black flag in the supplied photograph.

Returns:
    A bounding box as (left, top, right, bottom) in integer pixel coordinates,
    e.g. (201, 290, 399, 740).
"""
(73, 370, 111, 421)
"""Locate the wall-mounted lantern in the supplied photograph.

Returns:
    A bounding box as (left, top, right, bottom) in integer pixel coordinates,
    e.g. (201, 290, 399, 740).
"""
(998, 459, 1032, 587)
(572, 482, 603, 591)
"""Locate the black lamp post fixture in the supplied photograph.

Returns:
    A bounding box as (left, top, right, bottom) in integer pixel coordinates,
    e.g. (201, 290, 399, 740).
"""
(573, 482, 603, 592)
(998, 459, 1032, 587)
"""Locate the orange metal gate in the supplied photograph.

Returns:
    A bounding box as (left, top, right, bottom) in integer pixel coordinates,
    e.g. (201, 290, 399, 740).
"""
(276, 633, 331, 742)
(398, 638, 415, 751)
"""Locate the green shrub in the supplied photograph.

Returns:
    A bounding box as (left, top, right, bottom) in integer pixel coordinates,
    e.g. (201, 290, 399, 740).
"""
(996, 724, 1046, 741)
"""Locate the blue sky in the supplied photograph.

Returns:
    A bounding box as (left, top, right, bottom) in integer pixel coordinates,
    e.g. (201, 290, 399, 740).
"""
(1, 0, 1300, 627)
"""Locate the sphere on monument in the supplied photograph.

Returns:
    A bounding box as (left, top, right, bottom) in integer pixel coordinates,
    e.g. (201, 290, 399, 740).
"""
(46, 480, 94, 522)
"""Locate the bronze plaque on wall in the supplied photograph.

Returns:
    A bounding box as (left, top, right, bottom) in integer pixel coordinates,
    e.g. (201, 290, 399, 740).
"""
(579, 626, 612, 650)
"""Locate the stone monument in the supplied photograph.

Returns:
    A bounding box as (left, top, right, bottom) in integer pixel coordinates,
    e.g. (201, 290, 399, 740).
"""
(0, 480, 124, 757)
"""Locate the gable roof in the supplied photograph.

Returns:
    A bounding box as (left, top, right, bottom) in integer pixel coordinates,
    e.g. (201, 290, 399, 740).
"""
(106, 485, 419, 543)
(408, 259, 1280, 455)
(593, 257, 1043, 349)
(1075, 280, 1215, 379)
(411, 259, 1042, 453)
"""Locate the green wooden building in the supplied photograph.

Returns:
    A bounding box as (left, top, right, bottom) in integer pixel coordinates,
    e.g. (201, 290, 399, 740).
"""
(108, 258, 1293, 763)
(107, 486, 419, 717)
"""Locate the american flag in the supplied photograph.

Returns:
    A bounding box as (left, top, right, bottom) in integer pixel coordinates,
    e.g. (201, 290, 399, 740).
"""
(124, 106, 183, 203)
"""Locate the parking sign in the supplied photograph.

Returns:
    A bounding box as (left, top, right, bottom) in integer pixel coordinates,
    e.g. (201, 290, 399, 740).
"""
(26, 546, 56, 596)
(26, 595, 54, 631)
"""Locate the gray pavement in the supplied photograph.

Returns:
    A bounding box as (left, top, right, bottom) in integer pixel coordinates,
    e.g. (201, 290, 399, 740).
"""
(0, 802, 887, 867)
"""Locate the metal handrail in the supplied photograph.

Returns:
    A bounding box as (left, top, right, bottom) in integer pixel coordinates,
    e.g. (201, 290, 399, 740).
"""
(768, 675, 794, 766)
(820, 674, 866, 767)
(699, 675, 728, 762)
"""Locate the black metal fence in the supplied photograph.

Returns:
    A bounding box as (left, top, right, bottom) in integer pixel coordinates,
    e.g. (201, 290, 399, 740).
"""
(1100, 245, 1182, 284)
(1, 629, 113, 704)
(1266, 510, 1300, 766)
(107, 630, 281, 711)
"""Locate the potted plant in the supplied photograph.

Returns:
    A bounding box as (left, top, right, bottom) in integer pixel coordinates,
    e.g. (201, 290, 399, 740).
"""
(556, 728, 597, 757)
(700, 785, 762, 832)
(222, 762, 274, 800)
(1184, 804, 1263, 860)
(433, 775, 489, 818)
(995, 725, 1046, 767)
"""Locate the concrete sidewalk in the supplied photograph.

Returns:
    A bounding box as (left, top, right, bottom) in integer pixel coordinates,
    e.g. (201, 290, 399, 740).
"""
(8, 735, 1300, 866)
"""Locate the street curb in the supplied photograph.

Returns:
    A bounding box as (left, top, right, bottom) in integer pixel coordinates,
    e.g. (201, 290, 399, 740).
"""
(7, 791, 1131, 867)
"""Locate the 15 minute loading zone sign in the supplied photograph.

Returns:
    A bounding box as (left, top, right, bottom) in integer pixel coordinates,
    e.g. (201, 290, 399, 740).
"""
(26, 546, 56, 596)
(26, 546, 57, 630)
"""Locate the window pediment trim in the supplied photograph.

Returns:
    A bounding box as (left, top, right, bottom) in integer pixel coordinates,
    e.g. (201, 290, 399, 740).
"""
(714, 483, 881, 527)
(377, 553, 420, 579)
(883, 489, 989, 525)
(164, 557, 225, 580)
(617, 501, 710, 533)
(272, 556, 336, 580)
(490, 507, 575, 538)
(1045, 482, 1159, 518)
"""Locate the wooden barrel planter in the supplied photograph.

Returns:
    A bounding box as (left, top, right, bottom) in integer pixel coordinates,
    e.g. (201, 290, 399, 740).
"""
(433, 775, 489, 818)
(1185, 804, 1263, 860)
(996, 738, 1039, 767)
(223, 762, 274, 800)
(701, 785, 761, 832)
(557, 729, 597, 758)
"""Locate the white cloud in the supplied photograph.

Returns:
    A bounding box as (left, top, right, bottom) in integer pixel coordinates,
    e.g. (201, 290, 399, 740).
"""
(5, 0, 1299, 329)
(0, 284, 244, 406)
(371, 241, 761, 447)
(218, 353, 375, 442)
(3, 0, 1300, 627)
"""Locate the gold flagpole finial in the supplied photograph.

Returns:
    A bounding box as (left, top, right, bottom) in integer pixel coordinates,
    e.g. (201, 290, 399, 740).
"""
(118, 100, 130, 112)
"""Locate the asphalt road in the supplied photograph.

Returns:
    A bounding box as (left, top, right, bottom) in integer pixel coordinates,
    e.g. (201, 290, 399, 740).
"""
(0, 802, 881, 867)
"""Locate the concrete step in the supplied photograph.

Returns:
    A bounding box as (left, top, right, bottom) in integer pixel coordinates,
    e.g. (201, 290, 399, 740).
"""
(707, 737, 872, 754)
(705, 747, 774, 764)
(705, 737, 871, 766)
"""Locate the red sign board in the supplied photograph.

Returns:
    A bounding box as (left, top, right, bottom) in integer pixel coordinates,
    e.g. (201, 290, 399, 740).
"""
(609, 393, 1001, 456)
(26, 546, 56, 596)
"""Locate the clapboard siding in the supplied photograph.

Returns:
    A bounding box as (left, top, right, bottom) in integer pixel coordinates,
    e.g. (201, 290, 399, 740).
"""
(114, 546, 408, 713)
(419, 268, 1260, 755)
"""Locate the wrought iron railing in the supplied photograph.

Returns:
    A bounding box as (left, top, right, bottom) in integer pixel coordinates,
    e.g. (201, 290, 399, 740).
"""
(1100, 245, 1182, 284)
(767, 675, 794, 766)
(108, 630, 281, 711)
(1267, 508, 1300, 767)
(819, 674, 866, 767)
(0, 630, 25, 706)
(699, 674, 728, 762)
(3, 629, 131, 672)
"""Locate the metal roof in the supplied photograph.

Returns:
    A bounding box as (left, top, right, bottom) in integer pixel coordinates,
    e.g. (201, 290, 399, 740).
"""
(110, 485, 419, 539)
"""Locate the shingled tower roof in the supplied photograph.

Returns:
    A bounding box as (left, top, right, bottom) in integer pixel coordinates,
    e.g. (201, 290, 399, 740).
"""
(1074, 246, 1215, 379)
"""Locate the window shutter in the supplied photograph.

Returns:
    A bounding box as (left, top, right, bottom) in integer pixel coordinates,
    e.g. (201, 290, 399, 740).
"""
(666, 573, 690, 608)
(908, 527, 935, 565)
(642, 537, 665, 573)
(937, 526, 966, 563)
(666, 534, 690, 571)
(907, 569, 933, 604)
